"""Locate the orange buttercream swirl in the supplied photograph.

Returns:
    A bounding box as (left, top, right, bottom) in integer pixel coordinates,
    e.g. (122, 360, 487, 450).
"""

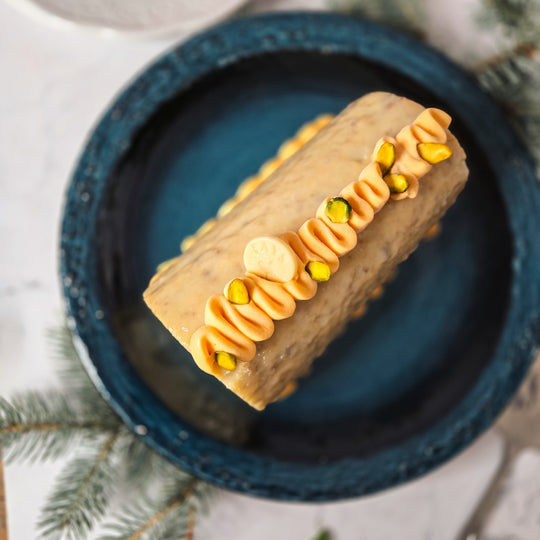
(381, 108, 452, 200)
(279, 232, 319, 301)
(190, 108, 452, 374)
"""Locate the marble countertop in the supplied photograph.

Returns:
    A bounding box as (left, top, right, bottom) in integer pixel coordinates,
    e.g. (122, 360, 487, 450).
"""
(1, 0, 539, 538)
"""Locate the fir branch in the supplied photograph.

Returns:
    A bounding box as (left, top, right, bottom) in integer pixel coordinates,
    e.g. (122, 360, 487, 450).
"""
(475, 49, 540, 105)
(230, 0, 257, 18)
(47, 325, 97, 393)
(478, 0, 540, 45)
(475, 0, 540, 171)
(48, 324, 120, 434)
(2, 322, 214, 538)
(328, 0, 426, 36)
(101, 461, 213, 540)
(37, 429, 121, 540)
(101, 475, 202, 540)
(115, 432, 160, 486)
(0, 391, 119, 464)
(474, 45, 540, 169)
(129, 483, 195, 540)
(473, 42, 539, 72)
(47, 325, 117, 421)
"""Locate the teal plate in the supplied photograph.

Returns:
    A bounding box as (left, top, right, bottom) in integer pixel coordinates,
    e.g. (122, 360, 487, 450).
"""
(61, 12, 540, 499)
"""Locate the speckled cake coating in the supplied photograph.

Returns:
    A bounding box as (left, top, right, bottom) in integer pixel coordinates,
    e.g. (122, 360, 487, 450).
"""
(144, 92, 468, 409)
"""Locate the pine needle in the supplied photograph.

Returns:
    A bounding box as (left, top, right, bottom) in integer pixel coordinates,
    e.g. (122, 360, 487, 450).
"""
(474, 44, 540, 170)
(48, 324, 120, 428)
(37, 430, 121, 540)
(100, 460, 213, 540)
(0, 391, 118, 464)
(46, 326, 117, 419)
(47, 325, 96, 392)
(115, 432, 162, 488)
(101, 478, 199, 540)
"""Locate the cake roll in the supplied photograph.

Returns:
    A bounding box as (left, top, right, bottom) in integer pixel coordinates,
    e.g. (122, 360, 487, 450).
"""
(144, 91, 469, 410)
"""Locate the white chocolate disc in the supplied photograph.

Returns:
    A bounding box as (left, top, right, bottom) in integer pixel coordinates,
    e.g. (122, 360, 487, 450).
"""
(243, 236, 298, 282)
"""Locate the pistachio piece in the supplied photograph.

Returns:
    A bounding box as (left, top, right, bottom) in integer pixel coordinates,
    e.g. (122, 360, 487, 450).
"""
(383, 173, 409, 194)
(224, 278, 250, 305)
(215, 351, 237, 371)
(244, 236, 298, 282)
(325, 197, 352, 223)
(417, 142, 452, 164)
(375, 141, 395, 175)
(305, 261, 331, 282)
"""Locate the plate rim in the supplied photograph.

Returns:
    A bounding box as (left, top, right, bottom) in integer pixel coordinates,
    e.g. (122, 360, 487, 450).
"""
(60, 11, 540, 500)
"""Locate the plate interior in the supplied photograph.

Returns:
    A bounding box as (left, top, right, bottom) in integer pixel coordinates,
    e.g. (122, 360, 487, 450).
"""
(96, 51, 512, 462)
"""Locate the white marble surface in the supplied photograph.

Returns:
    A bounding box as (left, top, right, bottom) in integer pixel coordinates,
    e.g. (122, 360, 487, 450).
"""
(1, 0, 539, 538)
(5, 0, 246, 38)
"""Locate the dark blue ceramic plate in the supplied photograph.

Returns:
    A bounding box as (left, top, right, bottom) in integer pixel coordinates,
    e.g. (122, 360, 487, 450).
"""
(61, 12, 540, 500)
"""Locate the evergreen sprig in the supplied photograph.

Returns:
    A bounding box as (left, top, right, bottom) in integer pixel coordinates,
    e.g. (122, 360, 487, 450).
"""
(477, 0, 540, 45)
(0, 325, 213, 539)
(37, 430, 121, 540)
(47, 325, 98, 393)
(475, 1, 540, 171)
(101, 470, 211, 540)
(116, 432, 163, 489)
(328, 0, 426, 36)
(0, 390, 117, 464)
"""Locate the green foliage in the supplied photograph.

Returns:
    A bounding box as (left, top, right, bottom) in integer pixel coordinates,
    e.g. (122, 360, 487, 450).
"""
(47, 325, 96, 393)
(116, 432, 162, 488)
(0, 325, 120, 468)
(101, 472, 203, 540)
(475, 2, 540, 171)
(312, 529, 332, 540)
(328, 0, 426, 35)
(37, 431, 120, 540)
(477, 0, 540, 44)
(46, 326, 118, 421)
(0, 390, 117, 464)
(100, 457, 215, 539)
(477, 48, 539, 102)
(0, 325, 213, 540)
